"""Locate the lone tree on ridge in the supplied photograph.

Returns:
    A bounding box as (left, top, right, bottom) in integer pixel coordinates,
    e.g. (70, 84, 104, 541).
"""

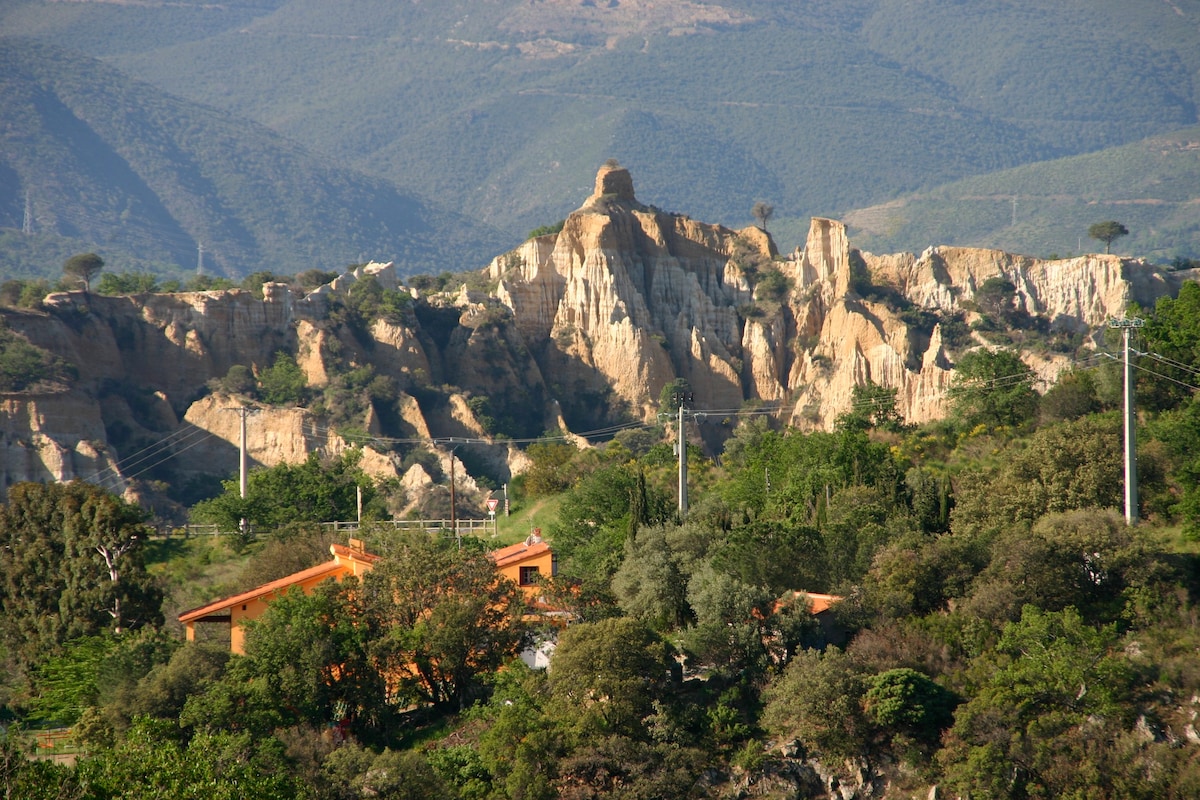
(63, 252, 105, 293)
(1088, 221, 1129, 254)
(752, 201, 775, 232)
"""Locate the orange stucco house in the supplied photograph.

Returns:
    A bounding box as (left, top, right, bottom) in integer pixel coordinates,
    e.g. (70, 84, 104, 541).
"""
(179, 539, 379, 654)
(179, 535, 556, 654)
(487, 532, 556, 593)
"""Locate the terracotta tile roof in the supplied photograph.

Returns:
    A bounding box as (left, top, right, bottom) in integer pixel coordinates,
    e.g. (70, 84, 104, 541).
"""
(488, 539, 552, 568)
(178, 560, 344, 623)
(772, 591, 843, 616)
(178, 542, 380, 624)
(330, 542, 381, 565)
(805, 592, 842, 615)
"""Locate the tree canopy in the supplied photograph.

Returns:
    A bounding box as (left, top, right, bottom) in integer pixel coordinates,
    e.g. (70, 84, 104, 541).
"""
(1088, 220, 1129, 254)
(62, 252, 105, 292)
(0, 481, 162, 675)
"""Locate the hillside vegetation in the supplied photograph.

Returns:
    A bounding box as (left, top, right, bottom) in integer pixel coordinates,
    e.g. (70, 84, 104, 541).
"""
(1, 0, 1197, 274)
(0, 38, 507, 279)
(846, 126, 1200, 261)
(5, 290, 1200, 795)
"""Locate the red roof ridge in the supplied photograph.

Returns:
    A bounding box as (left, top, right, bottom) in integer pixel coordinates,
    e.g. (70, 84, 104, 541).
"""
(178, 541, 381, 623)
(178, 560, 343, 623)
(488, 539, 551, 568)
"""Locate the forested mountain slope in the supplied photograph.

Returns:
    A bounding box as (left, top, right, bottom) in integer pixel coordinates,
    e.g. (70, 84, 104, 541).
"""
(846, 125, 1200, 261)
(0, 38, 507, 279)
(2, 0, 1197, 261)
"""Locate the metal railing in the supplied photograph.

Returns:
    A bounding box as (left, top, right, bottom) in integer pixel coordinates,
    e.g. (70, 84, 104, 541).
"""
(151, 519, 497, 538)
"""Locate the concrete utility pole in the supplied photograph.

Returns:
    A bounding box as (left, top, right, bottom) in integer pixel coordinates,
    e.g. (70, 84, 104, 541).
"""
(678, 401, 688, 515)
(1109, 317, 1144, 525)
(660, 390, 697, 516)
(227, 406, 253, 533)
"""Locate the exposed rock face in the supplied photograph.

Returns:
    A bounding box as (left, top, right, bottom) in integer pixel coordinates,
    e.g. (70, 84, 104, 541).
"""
(0, 165, 1192, 509)
(490, 164, 752, 421)
(492, 171, 1189, 432)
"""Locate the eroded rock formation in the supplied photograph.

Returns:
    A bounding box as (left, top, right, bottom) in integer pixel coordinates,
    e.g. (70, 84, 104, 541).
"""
(0, 165, 1191, 511)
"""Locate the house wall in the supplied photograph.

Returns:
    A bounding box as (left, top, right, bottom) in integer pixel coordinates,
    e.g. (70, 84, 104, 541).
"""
(496, 549, 556, 597)
(228, 569, 352, 654)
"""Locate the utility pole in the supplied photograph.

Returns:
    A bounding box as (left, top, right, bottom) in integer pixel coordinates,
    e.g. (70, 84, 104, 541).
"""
(22, 191, 33, 235)
(678, 400, 688, 515)
(1108, 317, 1143, 525)
(444, 439, 464, 548)
(660, 390, 696, 516)
(227, 406, 253, 534)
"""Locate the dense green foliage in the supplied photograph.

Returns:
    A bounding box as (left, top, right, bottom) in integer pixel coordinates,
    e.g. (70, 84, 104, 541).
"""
(191, 451, 380, 533)
(0, 482, 163, 678)
(0, 39, 506, 280)
(2, 2, 1198, 280)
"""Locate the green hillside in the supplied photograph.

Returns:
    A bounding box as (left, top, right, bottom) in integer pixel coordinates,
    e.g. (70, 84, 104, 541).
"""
(3, 0, 1196, 254)
(0, 38, 508, 279)
(844, 126, 1200, 261)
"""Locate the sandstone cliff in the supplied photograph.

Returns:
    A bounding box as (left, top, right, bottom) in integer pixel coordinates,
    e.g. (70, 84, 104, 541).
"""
(0, 164, 1191, 513)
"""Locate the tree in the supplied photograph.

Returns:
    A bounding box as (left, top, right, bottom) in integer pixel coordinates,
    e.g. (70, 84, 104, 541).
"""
(951, 415, 1125, 540)
(63, 252, 104, 292)
(681, 564, 773, 677)
(240, 579, 386, 736)
(611, 525, 690, 630)
(362, 531, 526, 710)
(74, 717, 301, 799)
(938, 606, 1135, 799)
(865, 667, 957, 751)
(1088, 220, 1129, 254)
(972, 276, 1018, 321)
(835, 380, 906, 433)
(257, 350, 307, 406)
(658, 378, 693, 412)
(0, 481, 163, 674)
(761, 647, 872, 761)
(548, 617, 674, 741)
(948, 348, 1039, 429)
(751, 201, 775, 231)
(96, 272, 159, 295)
(549, 463, 673, 587)
(962, 508, 1141, 624)
(191, 450, 374, 531)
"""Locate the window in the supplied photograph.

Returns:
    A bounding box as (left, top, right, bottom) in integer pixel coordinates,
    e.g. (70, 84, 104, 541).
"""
(519, 566, 539, 586)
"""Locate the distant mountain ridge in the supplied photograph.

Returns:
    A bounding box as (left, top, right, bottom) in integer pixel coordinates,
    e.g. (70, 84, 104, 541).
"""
(6, 1, 1200, 249)
(845, 126, 1200, 261)
(1, 1, 1198, 274)
(0, 37, 508, 279)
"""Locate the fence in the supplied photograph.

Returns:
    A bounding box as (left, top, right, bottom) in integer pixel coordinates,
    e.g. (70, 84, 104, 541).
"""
(150, 519, 497, 539)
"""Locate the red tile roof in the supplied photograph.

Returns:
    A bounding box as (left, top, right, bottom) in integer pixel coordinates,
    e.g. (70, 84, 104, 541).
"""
(488, 539, 552, 568)
(178, 560, 344, 623)
(178, 542, 380, 624)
